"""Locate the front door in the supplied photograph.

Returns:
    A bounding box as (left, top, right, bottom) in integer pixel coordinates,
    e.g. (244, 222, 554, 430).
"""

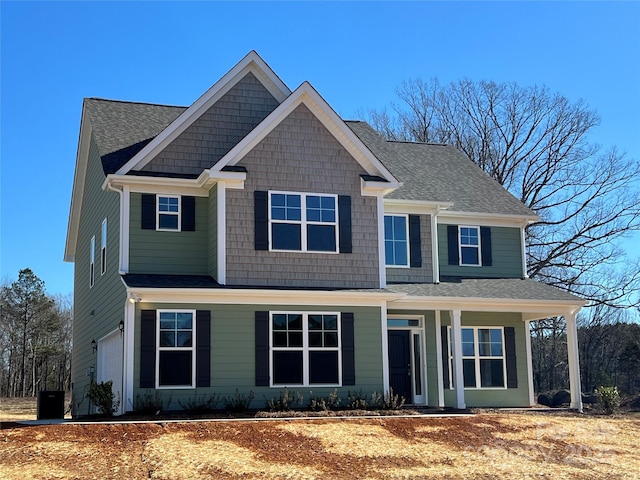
(388, 330, 412, 403)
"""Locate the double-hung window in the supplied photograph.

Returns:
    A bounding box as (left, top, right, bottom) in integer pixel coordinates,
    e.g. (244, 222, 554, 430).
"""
(157, 310, 195, 388)
(270, 192, 337, 252)
(100, 219, 107, 275)
(271, 312, 341, 386)
(157, 196, 180, 231)
(89, 236, 95, 288)
(459, 226, 481, 266)
(384, 215, 409, 266)
(449, 327, 505, 389)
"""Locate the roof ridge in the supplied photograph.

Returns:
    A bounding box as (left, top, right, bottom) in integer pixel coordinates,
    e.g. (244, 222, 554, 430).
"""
(86, 97, 187, 108)
(388, 140, 449, 147)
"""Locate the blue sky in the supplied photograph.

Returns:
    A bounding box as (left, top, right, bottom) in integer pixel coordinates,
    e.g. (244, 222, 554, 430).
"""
(1, 1, 639, 296)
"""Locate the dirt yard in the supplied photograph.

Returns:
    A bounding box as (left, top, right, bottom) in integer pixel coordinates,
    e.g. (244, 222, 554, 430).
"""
(1, 406, 638, 480)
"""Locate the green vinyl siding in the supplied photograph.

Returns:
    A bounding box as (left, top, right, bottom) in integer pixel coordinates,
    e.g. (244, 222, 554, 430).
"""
(129, 193, 209, 275)
(441, 311, 530, 407)
(71, 136, 127, 416)
(438, 225, 523, 278)
(131, 303, 382, 410)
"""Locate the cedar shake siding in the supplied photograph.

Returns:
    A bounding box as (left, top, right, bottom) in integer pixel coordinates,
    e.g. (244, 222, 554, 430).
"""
(386, 213, 434, 283)
(141, 73, 280, 176)
(225, 104, 380, 288)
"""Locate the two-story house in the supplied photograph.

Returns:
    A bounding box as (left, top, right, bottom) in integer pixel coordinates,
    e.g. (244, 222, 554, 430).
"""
(65, 51, 586, 416)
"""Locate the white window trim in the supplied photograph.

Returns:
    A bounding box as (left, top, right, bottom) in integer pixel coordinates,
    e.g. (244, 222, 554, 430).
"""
(101, 218, 107, 275)
(448, 326, 507, 390)
(89, 235, 95, 288)
(459, 225, 482, 267)
(269, 311, 342, 387)
(156, 309, 196, 389)
(384, 214, 410, 268)
(157, 195, 181, 232)
(268, 191, 339, 254)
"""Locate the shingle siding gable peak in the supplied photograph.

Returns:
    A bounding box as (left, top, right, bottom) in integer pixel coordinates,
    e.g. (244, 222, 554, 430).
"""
(211, 81, 399, 185)
(115, 51, 291, 176)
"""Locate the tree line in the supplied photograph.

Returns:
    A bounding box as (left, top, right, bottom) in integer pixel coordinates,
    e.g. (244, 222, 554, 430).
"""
(364, 76, 640, 395)
(0, 269, 73, 397)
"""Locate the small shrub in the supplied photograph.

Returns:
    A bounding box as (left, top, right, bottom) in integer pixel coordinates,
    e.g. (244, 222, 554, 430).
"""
(133, 390, 170, 415)
(178, 392, 221, 413)
(595, 386, 620, 415)
(376, 388, 405, 410)
(265, 389, 304, 412)
(309, 389, 341, 411)
(345, 390, 369, 410)
(223, 389, 254, 412)
(87, 381, 119, 416)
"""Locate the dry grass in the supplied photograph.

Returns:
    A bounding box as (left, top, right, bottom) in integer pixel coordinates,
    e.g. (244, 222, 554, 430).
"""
(0, 396, 72, 421)
(1, 406, 638, 479)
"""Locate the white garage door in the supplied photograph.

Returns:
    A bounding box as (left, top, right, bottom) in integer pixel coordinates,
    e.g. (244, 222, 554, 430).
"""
(97, 330, 124, 415)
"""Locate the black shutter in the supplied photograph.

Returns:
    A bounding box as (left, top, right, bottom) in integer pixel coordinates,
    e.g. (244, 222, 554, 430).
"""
(409, 215, 422, 268)
(341, 312, 355, 385)
(504, 326, 518, 388)
(182, 196, 196, 232)
(447, 225, 459, 265)
(338, 195, 352, 254)
(196, 310, 211, 387)
(480, 226, 492, 266)
(255, 311, 269, 386)
(441, 326, 450, 388)
(254, 191, 268, 251)
(140, 310, 156, 388)
(141, 194, 156, 230)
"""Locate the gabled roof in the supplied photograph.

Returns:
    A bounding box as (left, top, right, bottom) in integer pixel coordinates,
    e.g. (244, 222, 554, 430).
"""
(347, 121, 536, 217)
(115, 51, 291, 175)
(85, 99, 186, 174)
(210, 82, 399, 183)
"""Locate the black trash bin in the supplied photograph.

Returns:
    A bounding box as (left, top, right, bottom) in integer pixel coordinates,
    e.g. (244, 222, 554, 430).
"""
(37, 391, 65, 420)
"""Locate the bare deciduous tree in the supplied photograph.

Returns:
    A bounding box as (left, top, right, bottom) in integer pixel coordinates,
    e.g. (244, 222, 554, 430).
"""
(364, 78, 640, 308)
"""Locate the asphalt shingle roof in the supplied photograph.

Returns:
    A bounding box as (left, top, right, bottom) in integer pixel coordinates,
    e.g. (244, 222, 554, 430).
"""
(84, 98, 185, 174)
(346, 121, 535, 216)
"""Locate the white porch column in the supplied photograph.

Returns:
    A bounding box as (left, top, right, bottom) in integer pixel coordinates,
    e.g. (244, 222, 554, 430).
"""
(123, 299, 136, 413)
(524, 319, 535, 407)
(381, 301, 390, 394)
(450, 309, 466, 409)
(434, 310, 445, 407)
(566, 311, 583, 412)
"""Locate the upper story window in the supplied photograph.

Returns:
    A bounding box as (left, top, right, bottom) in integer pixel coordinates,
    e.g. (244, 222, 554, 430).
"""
(459, 226, 481, 266)
(384, 215, 409, 267)
(269, 192, 338, 253)
(157, 196, 180, 231)
(100, 218, 107, 275)
(89, 236, 95, 288)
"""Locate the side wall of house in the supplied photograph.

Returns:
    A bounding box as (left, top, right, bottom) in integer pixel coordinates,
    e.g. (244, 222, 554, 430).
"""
(208, 184, 218, 280)
(225, 104, 380, 288)
(128, 194, 209, 275)
(130, 303, 383, 410)
(438, 225, 523, 278)
(72, 135, 126, 416)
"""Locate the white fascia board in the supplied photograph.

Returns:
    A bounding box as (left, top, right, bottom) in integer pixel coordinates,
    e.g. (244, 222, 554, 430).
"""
(437, 210, 539, 228)
(198, 169, 246, 190)
(64, 105, 92, 263)
(115, 51, 291, 175)
(125, 287, 404, 307)
(390, 295, 586, 315)
(361, 179, 401, 197)
(103, 174, 210, 197)
(213, 82, 400, 184)
(384, 199, 453, 215)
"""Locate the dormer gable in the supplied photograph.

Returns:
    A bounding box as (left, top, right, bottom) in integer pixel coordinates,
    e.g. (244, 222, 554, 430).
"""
(116, 51, 291, 176)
